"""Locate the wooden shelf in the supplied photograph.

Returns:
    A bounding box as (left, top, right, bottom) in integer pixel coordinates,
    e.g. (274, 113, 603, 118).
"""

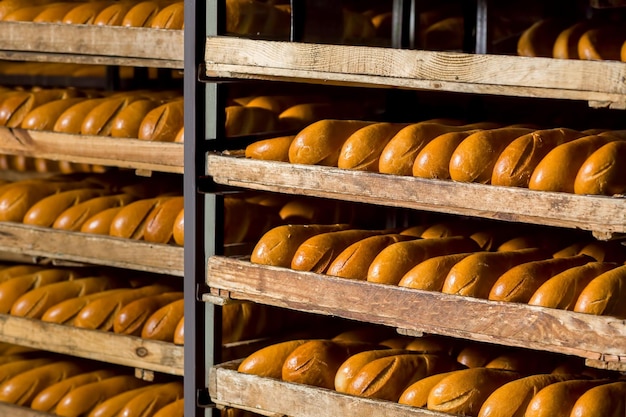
(204, 37, 626, 108)
(210, 360, 451, 417)
(0, 22, 183, 69)
(0, 314, 184, 376)
(0, 223, 183, 276)
(207, 154, 626, 240)
(204, 257, 626, 368)
(0, 128, 183, 174)
(0, 403, 54, 417)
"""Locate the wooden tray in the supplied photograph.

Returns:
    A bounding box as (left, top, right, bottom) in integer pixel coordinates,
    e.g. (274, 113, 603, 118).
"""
(0, 403, 55, 417)
(207, 154, 626, 240)
(0, 314, 184, 376)
(0, 128, 184, 174)
(210, 360, 450, 417)
(0, 22, 183, 68)
(205, 257, 626, 370)
(0, 223, 184, 276)
(204, 37, 626, 109)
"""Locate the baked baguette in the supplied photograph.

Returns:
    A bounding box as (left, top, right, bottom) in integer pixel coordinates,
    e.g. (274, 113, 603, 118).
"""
(525, 378, 612, 417)
(441, 248, 548, 298)
(81, 95, 143, 136)
(80, 207, 124, 235)
(85, 385, 154, 417)
(53, 98, 108, 134)
(116, 381, 184, 417)
(109, 197, 173, 239)
(578, 27, 626, 61)
(0, 89, 72, 127)
(151, 2, 184, 29)
(122, 1, 161, 27)
(0, 358, 52, 385)
(528, 262, 617, 310)
(553, 21, 594, 59)
(574, 141, 626, 195)
(143, 196, 184, 243)
(518, 19, 572, 57)
(138, 99, 184, 142)
(94, 2, 135, 25)
(224, 105, 277, 137)
(245, 135, 295, 162)
(41, 288, 131, 324)
(456, 344, 501, 368)
(110, 99, 157, 138)
(574, 264, 626, 317)
(113, 291, 183, 335)
(569, 381, 626, 417)
(238, 339, 309, 378)
(172, 207, 184, 246)
(335, 348, 408, 393)
(398, 252, 474, 291)
(20, 97, 86, 130)
(367, 236, 480, 285)
(62, 1, 111, 24)
(0, 179, 78, 222)
(173, 316, 184, 345)
(141, 298, 184, 341)
(337, 122, 407, 171)
(53, 194, 135, 231)
(412, 130, 479, 179)
(153, 398, 184, 417)
(23, 188, 105, 227)
(398, 370, 458, 407)
(488, 254, 592, 303)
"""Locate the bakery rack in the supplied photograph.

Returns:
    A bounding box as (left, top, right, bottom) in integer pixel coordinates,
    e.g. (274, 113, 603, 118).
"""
(190, 0, 626, 416)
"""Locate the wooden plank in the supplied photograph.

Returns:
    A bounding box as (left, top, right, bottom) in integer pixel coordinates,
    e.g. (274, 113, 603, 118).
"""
(204, 37, 626, 103)
(0, 22, 183, 68)
(0, 403, 55, 417)
(210, 360, 448, 417)
(205, 257, 626, 361)
(0, 51, 182, 69)
(206, 154, 626, 236)
(0, 223, 184, 276)
(0, 315, 184, 375)
(0, 129, 184, 174)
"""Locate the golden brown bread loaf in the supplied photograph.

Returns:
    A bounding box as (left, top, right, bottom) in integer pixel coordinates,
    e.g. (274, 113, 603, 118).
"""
(337, 122, 407, 171)
(245, 136, 295, 162)
(367, 236, 480, 285)
(412, 130, 478, 179)
(172, 207, 184, 246)
(21, 97, 86, 130)
(456, 344, 501, 368)
(488, 254, 592, 303)
(574, 264, 626, 317)
(0, 360, 84, 406)
(0, 89, 73, 127)
(528, 262, 618, 310)
(54, 374, 148, 417)
(529, 135, 616, 193)
(109, 197, 173, 239)
(326, 234, 414, 280)
(63, 1, 111, 24)
(143, 196, 184, 243)
(477, 373, 574, 417)
(0, 265, 44, 283)
(115, 381, 183, 417)
(54, 98, 108, 134)
(113, 291, 183, 335)
(578, 27, 626, 61)
(427, 367, 521, 415)
(278, 102, 337, 130)
(23, 188, 105, 227)
(289, 119, 373, 166)
(398, 370, 458, 407)
(225, 0, 290, 38)
(11, 276, 115, 319)
(224, 105, 277, 137)
(347, 353, 457, 401)
(524, 379, 612, 417)
(73, 284, 171, 330)
(0, 268, 79, 314)
(281, 340, 378, 389)
(398, 252, 474, 291)
(151, 2, 184, 29)
(81, 96, 143, 136)
(41, 288, 131, 324)
(85, 385, 155, 417)
(110, 99, 158, 138)
(491, 128, 584, 187)
(122, 1, 161, 27)
(138, 99, 184, 141)
(335, 348, 410, 392)
(30, 369, 117, 412)
(153, 398, 184, 417)
(80, 207, 124, 235)
(238, 339, 309, 378)
(173, 316, 184, 345)
(141, 298, 184, 341)
(553, 21, 594, 59)
(53, 194, 135, 231)
(449, 128, 534, 184)
(94, 2, 135, 25)
(291, 229, 387, 273)
(517, 19, 572, 57)
(574, 141, 626, 195)
(174, 126, 184, 143)
(441, 248, 547, 298)
(0, 358, 53, 385)
(569, 381, 626, 417)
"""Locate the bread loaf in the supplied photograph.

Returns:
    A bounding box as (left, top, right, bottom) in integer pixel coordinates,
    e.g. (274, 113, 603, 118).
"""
(41, 288, 131, 324)
(141, 298, 184, 341)
(427, 367, 521, 415)
(53, 194, 135, 231)
(138, 99, 184, 141)
(23, 188, 105, 227)
(335, 348, 407, 392)
(153, 398, 184, 417)
(0, 360, 84, 406)
(0, 89, 72, 127)
(528, 262, 617, 310)
(326, 234, 414, 280)
(367, 236, 480, 285)
(291, 229, 387, 273)
(0, 265, 44, 283)
(398, 370, 458, 407)
(574, 141, 626, 195)
(525, 379, 612, 417)
(398, 252, 474, 291)
(456, 344, 501, 368)
(553, 21, 594, 59)
(488, 255, 592, 303)
(245, 136, 295, 162)
(113, 292, 183, 335)
(0, 358, 52, 385)
(115, 381, 183, 417)
(449, 128, 534, 183)
(80, 207, 124, 235)
(122, 1, 161, 27)
(30, 369, 116, 412)
(238, 339, 309, 378)
(53, 98, 108, 134)
(442, 248, 548, 298)
(278, 102, 337, 130)
(412, 130, 478, 179)
(574, 264, 626, 317)
(225, 0, 290, 38)
(491, 128, 584, 187)
(110, 99, 157, 138)
(73, 284, 172, 330)
(143, 196, 184, 243)
(477, 373, 573, 417)
(569, 381, 626, 417)
(224, 105, 277, 137)
(337, 122, 407, 171)
(94, 2, 135, 25)
(151, 2, 184, 29)
(529, 135, 616, 193)
(21, 97, 86, 130)
(173, 316, 184, 345)
(84, 385, 154, 417)
(0, 180, 75, 222)
(81, 96, 143, 136)
(172, 207, 184, 246)
(578, 27, 626, 61)
(518, 19, 572, 57)
(63, 1, 111, 24)
(54, 375, 148, 417)
(11, 276, 115, 319)
(109, 197, 172, 239)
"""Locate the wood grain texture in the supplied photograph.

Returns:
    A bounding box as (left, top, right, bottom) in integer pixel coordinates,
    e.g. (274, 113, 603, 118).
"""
(205, 257, 626, 361)
(0, 128, 183, 174)
(210, 360, 451, 417)
(0, 21, 183, 68)
(204, 37, 626, 104)
(0, 223, 183, 276)
(0, 403, 56, 416)
(0, 314, 184, 375)
(207, 154, 626, 236)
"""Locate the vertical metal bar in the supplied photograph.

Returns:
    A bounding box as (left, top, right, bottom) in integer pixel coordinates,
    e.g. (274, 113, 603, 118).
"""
(392, 0, 410, 48)
(474, 0, 488, 54)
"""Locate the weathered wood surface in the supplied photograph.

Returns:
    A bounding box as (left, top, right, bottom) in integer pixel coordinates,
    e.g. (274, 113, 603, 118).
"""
(0, 315, 184, 375)
(0, 223, 184, 276)
(210, 360, 449, 417)
(206, 154, 626, 237)
(206, 257, 626, 361)
(0, 22, 183, 68)
(0, 403, 55, 416)
(204, 37, 626, 104)
(0, 128, 184, 174)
